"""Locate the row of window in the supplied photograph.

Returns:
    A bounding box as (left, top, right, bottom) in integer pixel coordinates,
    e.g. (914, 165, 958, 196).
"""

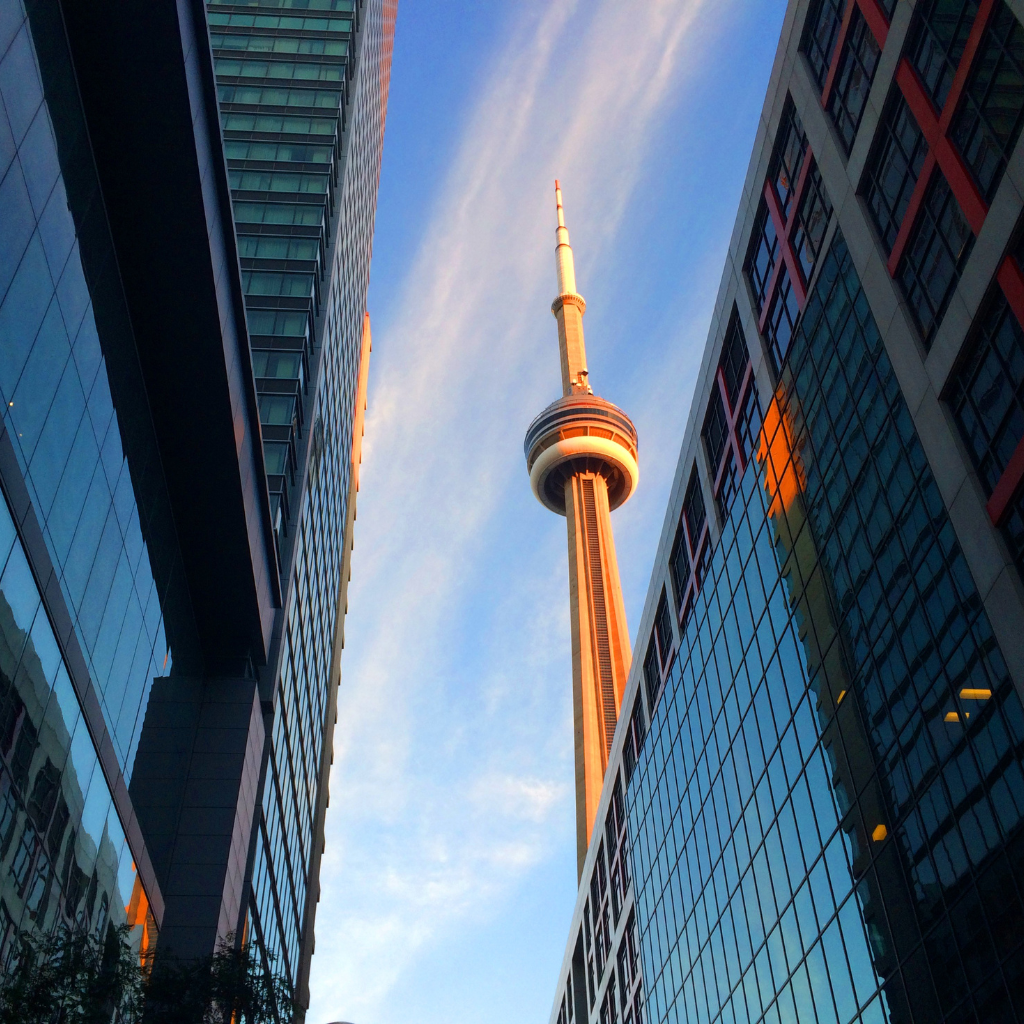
(239, 234, 322, 261)
(207, 10, 352, 31)
(234, 200, 325, 226)
(215, 57, 346, 82)
(210, 0, 354, 10)
(643, 308, 764, 720)
(210, 31, 349, 56)
(243, 270, 315, 298)
(225, 139, 334, 163)
(222, 111, 337, 135)
(219, 84, 341, 108)
(230, 168, 329, 193)
(805, 0, 1024, 348)
(746, 102, 834, 375)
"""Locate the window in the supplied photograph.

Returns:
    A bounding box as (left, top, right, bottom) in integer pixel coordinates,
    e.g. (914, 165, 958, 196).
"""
(211, 32, 349, 58)
(622, 696, 646, 783)
(862, 92, 929, 254)
(769, 103, 808, 219)
(253, 351, 303, 379)
(600, 974, 619, 1024)
(222, 111, 337, 134)
(668, 521, 691, 607)
(793, 163, 833, 278)
(215, 57, 346, 83)
(654, 595, 672, 664)
(217, 83, 342, 107)
(736, 382, 763, 466)
(206, 11, 353, 33)
(606, 776, 630, 921)
(720, 313, 749, 407)
(230, 169, 328, 193)
(584, 905, 596, 1008)
(829, 8, 881, 154)
(618, 914, 643, 1024)
(702, 389, 728, 471)
(746, 201, 779, 312)
(642, 643, 659, 717)
(224, 140, 333, 163)
(233, 201, 324, 226)
(803, 0, 845, 89)
(259, 394, 295, 426)
(683, 468, 707, 547)
(765, 267, 801, 373)
(263, 442, 291, 476)
(907, 0, 981, 110)
(644, 592, 674, 711)
(209, 0, 354, 10)
(948, 287, 1024, 494)
(247, 309, 309, 338)
(716, 450, 741, 520)
(27, 759, 58, 831)
(239, 235, 320, 260)
(897, 169, 974, 345)
(590, 847, 612, 979)
(951, 2, 1024, 201)
(671, 467, 711, 628)
(242, 271, 313, 298)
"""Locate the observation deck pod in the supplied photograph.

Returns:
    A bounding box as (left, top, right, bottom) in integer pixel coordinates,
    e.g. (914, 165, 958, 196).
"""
(525, 394, 639, 515)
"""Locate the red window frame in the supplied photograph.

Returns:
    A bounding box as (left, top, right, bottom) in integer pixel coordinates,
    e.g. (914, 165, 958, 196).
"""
(817, 0, 1024, 525)
(819, 0, 892, 112)
(988, 247, 1024, 523)
(617, 913, 643, 1024)
(756, 147, 813, 339)
(710, 360, 756, 497)
(605, 774, 631, 923)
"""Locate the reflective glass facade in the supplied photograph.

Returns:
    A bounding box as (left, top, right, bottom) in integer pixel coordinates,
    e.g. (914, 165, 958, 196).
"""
(0, 0, 163, 959)
(629, 234, 1024, 1024)
(548, 4, 1024, 1024)
(0, 0, 169, 790)
(204, 0, 396, 996)
(0, 492, 156, 960)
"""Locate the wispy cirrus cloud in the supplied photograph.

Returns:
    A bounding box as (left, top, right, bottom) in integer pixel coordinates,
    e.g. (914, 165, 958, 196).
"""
(306, 0, 769, 1021)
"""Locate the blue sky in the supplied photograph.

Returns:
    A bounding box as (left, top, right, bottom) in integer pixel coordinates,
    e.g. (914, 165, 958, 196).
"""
(307, 1, 787, 1021)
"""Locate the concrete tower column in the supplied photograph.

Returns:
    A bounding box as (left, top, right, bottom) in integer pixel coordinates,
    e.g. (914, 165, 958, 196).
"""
(525, 183, 639, 877)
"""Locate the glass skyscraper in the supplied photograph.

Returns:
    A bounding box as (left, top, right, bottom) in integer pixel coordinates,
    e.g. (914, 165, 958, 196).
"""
(547, 3, 1024, 1024)
(205, 0, 397, 1002)
(0, 0, 394, 1013)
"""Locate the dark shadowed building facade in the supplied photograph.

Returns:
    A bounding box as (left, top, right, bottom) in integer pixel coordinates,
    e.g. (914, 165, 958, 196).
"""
(547, 2, 1024, 1023)
(0, 0, 393, 1015)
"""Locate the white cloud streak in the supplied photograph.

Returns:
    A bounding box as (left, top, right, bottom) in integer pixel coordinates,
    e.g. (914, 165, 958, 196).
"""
(306, 1, 736, 1020)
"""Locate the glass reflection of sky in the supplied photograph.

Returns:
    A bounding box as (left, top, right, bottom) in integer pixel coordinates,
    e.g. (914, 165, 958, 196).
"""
(628, 234, 1024, 1024)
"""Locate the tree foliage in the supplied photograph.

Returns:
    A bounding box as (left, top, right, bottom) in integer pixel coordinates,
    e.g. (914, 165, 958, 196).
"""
(0, 928, 293, 1024)
(0, 925, 144, 1024)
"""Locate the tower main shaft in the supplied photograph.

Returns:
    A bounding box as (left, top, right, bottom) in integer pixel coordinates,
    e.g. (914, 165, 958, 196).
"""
(525, 183, 639, 877)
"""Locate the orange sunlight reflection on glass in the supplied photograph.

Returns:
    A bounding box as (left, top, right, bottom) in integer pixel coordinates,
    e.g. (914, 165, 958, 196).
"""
(126, 872, 158, 966)
(758, 386, 805, 517)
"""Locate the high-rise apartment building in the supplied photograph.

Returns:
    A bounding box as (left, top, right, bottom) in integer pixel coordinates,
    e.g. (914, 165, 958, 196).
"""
(526, 184, 639, 876)
(547, 2, 1024, 1023)
(0, 0, 392, 1014)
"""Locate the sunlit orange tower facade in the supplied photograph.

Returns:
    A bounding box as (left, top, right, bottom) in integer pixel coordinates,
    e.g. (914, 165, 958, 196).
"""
(525, 184, 639, 876)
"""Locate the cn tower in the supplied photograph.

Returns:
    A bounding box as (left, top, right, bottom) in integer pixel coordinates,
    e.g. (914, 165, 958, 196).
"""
(525, 183, 639, 877)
